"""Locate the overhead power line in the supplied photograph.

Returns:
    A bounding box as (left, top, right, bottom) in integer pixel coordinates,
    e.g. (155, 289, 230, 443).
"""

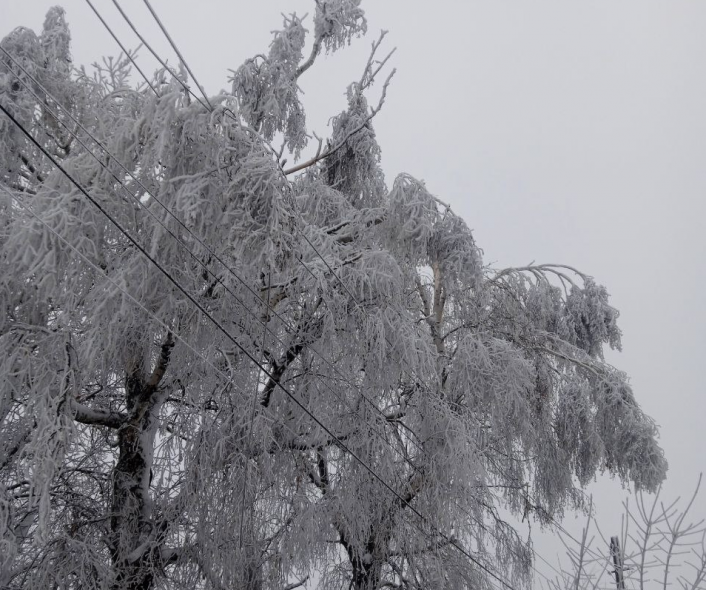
(84, 0, 157, 95)
(140, 0, 212, 109)
(108, 0, 210, 111)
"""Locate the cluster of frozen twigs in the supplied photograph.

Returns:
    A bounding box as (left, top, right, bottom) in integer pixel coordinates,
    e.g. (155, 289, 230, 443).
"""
(546, 476, 706, 590)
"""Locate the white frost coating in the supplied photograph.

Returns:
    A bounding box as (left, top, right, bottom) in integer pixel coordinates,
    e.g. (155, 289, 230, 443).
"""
(313, 0, 367, 53)
(230, 13, 308, 156)
(0, 4, 666, 590)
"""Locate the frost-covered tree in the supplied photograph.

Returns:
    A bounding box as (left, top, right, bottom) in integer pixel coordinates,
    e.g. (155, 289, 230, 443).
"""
(0, 3, 667, 590)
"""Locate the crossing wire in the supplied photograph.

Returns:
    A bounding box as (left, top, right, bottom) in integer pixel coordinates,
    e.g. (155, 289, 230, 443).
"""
(109, 0, 210, 110)
(140, 0, 212, 109)
(84, 0, 158, 96)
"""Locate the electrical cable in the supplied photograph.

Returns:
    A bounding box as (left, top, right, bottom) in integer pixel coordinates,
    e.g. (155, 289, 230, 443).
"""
(140, 0, 212, 109)
(109, 0, 210, 111)
(84, 0, 158, 96)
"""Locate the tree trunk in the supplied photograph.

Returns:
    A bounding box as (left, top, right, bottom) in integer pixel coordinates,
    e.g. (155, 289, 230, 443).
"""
(340, 531, 388, 590)
(110, 337, 173, 590)
(110, 406, 157, 590)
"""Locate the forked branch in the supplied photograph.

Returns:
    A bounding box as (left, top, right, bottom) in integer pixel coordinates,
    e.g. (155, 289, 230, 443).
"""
(284, 31, 396, 175)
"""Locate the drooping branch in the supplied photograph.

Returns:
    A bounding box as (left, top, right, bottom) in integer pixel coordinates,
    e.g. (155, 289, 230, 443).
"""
(491, 263, 588, 287)
(398, 470, 426, 508)
(262, 251, 365, 308)
(271, 430, 353, 453)
(284, 31, 396, 175)
(284, 70, 394, 175)
(358, 30, 395, 92)
(0, 425, 33, 471)
(260, 340, 307, 409)
(324, 209, 385, 244)
(388, 535, 455, 558)
(18, 152, 46, 183)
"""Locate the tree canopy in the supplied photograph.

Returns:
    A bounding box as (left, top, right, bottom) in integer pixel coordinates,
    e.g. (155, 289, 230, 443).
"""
(0, 3, 667, 589)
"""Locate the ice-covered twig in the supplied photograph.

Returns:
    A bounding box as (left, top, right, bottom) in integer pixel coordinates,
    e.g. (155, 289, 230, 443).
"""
(284, 30, 396, 175)
(284, 68, 394, 175)
(491, 264, 589, 286)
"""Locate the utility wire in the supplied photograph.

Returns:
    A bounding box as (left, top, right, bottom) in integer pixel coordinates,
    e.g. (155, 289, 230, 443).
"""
(84, 0, 158, 96)
(108, 0, 210, 111)
(0, 103, 520, 590)
(140, 0, 212, 109)
(88, 0, 285, 167)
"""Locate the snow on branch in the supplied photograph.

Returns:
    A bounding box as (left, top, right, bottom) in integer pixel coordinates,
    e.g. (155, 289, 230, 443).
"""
(284, 30, 395, 175)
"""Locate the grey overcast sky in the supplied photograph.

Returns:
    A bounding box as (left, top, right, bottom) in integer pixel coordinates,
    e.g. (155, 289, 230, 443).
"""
(3, 0, 706, 582)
